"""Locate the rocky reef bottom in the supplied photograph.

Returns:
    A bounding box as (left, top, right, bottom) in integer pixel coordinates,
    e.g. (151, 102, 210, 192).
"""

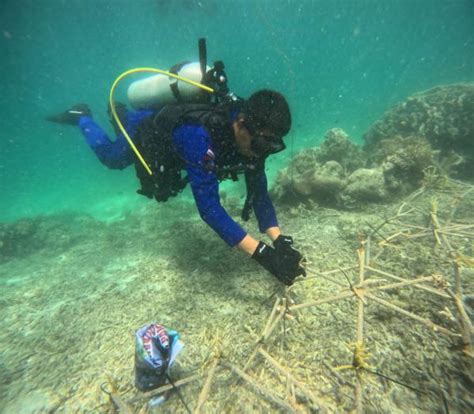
(274, 84, 474, 210)
(0, 181, 473, 413)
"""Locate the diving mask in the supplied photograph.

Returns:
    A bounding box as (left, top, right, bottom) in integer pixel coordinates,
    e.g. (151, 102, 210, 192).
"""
(250, 131, 286, 158)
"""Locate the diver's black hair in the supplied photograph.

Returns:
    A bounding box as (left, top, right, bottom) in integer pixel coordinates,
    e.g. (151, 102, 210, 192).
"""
(245, 90, 291, 136)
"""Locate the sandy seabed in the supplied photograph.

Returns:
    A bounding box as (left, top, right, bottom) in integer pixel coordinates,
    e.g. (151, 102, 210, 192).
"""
(0, 182, 473, 413)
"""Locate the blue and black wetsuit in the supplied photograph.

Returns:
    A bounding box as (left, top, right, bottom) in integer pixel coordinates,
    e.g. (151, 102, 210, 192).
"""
(79, 110, 153, 169)
(78, 109, 278, 247)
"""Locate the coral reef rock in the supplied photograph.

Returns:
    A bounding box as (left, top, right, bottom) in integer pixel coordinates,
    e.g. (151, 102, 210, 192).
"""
(274, 84, 474, 209)
(363, 83, 474, 178)
(340, 167, 388, 206)
(317, 128, 364, 171)
(373, 136, 434, 192)
(273, 129, 433, 208)
(273, 129, 365, 207)
(274, 155, 346, 205)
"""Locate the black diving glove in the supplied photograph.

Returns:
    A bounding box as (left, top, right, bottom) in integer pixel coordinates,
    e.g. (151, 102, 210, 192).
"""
(273, 235, 307, 281)
(273, 234, 295, 252)
(46, 103, 91, 125)
(252, 241, 306, 285)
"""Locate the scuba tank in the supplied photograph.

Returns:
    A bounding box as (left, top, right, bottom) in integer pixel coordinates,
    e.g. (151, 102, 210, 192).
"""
(127, 62, 210, 110)
(115, 38, 237, 179)
(127, 39, 231, 110)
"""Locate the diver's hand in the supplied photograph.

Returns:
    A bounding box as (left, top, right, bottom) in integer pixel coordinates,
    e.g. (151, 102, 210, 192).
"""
(46, 104, 91, 125)
(273, 234, 295, 251)
(274, 235, 306, 274)
(252, 241, 306, 285)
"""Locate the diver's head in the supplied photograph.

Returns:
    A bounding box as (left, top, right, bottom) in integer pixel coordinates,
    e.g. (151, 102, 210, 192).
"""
(233, 90, 291, 159)
(107, 101, 127, 135)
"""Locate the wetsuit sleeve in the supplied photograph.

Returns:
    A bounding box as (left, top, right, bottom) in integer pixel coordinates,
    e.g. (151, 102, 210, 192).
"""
(249, 169, 279, 233)
(78, 109, 152, 169)
(172, 125, 247, 247)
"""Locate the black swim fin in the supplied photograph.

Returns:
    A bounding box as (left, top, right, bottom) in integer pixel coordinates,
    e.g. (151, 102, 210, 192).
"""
(46, 103, 91, 125)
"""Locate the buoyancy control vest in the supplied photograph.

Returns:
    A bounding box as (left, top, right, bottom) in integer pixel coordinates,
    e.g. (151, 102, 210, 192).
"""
(133, 102, 265, 218)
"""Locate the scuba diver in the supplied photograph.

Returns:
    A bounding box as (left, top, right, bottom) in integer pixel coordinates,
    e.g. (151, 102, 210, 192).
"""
(46, 59, 306, 286)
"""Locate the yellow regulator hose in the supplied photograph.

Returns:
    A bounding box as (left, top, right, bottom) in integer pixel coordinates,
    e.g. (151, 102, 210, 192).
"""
(109, 68, 214, 175)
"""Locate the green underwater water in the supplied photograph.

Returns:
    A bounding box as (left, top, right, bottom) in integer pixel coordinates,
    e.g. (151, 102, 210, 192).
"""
(0, 1, 474, 413)
(0, 0, 473, 221)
